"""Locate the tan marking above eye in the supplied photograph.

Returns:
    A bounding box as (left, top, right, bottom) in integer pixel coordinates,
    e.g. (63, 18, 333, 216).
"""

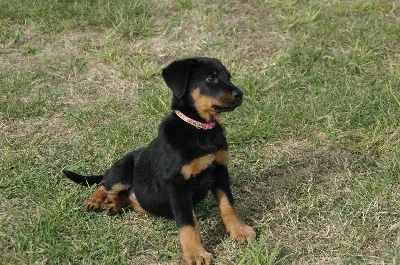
(181, 150, 228, 180)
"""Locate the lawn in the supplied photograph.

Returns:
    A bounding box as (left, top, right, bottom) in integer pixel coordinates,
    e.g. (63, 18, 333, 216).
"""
(1, 0, 399, 264)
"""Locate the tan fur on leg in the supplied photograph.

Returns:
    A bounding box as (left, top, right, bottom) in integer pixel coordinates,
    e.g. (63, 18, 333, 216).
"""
(179, 224, 213, 265)
(213, 189, 256, 243)
(85, 185, 107, 212)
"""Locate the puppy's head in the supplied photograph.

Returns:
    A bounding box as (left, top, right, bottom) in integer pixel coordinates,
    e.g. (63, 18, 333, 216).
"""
(162, 57, 242, 122)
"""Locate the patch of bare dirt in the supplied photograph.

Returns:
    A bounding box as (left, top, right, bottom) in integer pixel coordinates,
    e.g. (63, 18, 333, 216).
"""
(61, 59, 138, 107)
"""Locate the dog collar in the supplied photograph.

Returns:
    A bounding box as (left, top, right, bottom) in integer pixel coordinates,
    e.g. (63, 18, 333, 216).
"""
(175, 110, 216, 130)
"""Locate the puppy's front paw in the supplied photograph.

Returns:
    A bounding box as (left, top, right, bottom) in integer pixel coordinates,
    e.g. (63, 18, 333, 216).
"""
(183, 249, 213, 265)
(229, 224, 256, 243)
(180, 225, 213, 265)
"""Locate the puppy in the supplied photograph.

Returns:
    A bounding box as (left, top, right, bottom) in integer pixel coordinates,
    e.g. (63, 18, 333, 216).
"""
(64, 57, 256, 264)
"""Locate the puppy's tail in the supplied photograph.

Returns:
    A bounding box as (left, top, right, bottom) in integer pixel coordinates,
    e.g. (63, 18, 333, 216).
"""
(63, 170, 103, 186)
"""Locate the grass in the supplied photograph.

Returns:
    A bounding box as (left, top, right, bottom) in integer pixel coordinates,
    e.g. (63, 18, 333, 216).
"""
(1, 0, 399, 264)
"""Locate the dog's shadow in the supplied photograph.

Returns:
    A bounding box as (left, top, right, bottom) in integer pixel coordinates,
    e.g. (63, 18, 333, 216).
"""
(197, 141, 370, 250)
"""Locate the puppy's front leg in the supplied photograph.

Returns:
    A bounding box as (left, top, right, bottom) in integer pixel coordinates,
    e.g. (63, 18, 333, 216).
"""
(168, 186, 213, 265)
(213, 188, 256, 243)
(179, 220, 213, 265)
(212, 167, 256, 243)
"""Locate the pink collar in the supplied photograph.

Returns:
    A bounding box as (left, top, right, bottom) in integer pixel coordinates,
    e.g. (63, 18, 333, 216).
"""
(175, 110, 216, 130)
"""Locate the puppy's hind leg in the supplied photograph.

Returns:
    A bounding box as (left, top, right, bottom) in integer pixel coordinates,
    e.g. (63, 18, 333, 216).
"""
(63, 170, 107, 212)
(85, 183, 131, 215)
(104, 183, 131, 215)
(85, 185, 108, 212)
(101, 151, 139, 215)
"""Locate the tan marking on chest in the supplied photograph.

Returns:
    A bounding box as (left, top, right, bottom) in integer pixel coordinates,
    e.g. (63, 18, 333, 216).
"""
(182, 154, 214, 180)
(215, 150, 228, 165)
(181, 150, 228, 180)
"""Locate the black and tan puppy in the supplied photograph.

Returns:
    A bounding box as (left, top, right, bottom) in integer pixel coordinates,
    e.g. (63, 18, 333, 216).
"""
(64, 57, 256, 264)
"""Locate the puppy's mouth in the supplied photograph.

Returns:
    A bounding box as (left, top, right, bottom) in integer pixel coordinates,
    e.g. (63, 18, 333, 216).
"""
(212, 101, 242, 113)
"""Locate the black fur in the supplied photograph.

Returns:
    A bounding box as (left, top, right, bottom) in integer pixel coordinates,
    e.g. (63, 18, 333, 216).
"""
(63, 170, 102, 186)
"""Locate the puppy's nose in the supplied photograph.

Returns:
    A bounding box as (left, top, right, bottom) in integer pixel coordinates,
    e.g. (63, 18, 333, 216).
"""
(232, 90, 243, 101)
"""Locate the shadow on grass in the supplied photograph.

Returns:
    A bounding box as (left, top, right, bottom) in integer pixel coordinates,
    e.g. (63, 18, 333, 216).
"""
(228, 140, 374, 221)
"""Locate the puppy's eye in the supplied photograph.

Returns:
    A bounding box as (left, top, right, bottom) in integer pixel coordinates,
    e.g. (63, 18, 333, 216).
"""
(206, 76, 218, 84)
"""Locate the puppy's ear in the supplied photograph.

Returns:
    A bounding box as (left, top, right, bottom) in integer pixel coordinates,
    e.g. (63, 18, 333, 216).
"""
(162, 58, 198, 99)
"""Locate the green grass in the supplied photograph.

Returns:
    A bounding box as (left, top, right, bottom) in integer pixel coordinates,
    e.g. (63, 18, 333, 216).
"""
(0, 0, 154, 37)
(1, 0, 399, 264)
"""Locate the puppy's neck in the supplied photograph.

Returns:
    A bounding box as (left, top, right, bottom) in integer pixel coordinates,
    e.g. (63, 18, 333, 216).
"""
(175, 110, 216, 130)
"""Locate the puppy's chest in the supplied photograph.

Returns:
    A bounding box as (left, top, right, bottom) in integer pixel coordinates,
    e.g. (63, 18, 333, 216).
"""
(181, 149, 228, 180)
